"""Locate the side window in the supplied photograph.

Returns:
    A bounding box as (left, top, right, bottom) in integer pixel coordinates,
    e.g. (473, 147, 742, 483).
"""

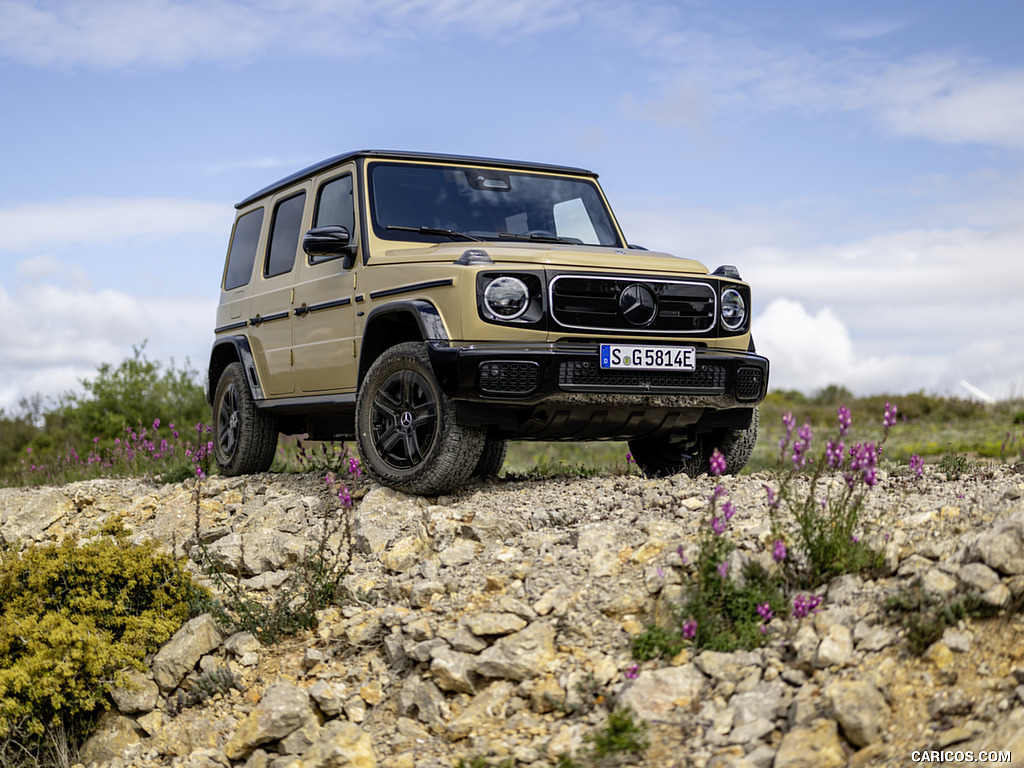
(314, 174, 354, 234)
(223, 208, 264, 290)
(265, 192, 306, 278)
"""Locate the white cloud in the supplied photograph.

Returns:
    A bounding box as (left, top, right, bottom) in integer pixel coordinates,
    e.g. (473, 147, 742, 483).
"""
(754, 296, 1024, 401)
(612, 6, 1024, 151)
(0, 197, 227, 251)
(0, 258, 211, 411)
(826, 19, 906, 42)
(0, 0, 586, 69)
(618, 194, 1024, 399)
(863, 58, 1024, 149)
(754, 297, 946, 395)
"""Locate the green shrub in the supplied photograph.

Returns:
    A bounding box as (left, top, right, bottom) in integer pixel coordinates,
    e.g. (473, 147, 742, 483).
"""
(885, 581, 994, 656)
(0, 519, 207, 738)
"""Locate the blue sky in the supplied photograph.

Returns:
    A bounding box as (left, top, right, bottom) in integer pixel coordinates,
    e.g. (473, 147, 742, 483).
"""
(2, 0, 1024, 412)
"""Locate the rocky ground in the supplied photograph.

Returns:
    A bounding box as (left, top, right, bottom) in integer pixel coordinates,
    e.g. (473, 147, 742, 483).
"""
(2, 460, 1024, 768)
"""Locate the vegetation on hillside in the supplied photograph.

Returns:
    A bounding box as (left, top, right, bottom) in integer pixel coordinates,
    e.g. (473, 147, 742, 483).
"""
(2, 346, 1023, 486)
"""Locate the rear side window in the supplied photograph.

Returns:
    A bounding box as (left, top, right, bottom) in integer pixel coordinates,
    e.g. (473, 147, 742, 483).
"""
(314, 174, 354, 232)
(265, 192, 306, 278)
(223, 208, 264, 290)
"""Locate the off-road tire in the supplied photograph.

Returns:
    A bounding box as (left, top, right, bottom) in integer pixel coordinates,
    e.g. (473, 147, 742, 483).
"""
(356, 342, 485, 495)
(472, 440, 508, 479)
(628, 406, 759, 477)
(212, 362, 279, 476)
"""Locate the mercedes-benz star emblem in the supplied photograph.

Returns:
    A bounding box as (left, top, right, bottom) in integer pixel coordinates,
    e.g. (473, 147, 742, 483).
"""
(618, 283, 657, 326)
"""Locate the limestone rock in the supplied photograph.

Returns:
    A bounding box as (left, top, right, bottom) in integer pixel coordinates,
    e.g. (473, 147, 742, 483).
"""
(814, 624, 853, 668)
(78, 711, 144, 767)
(282, 720, 376, 768)
(617, 663, 707, 721)
(152, 613, 227, 692)
(109, 669, 159, 714)
(430, 645, 479, 693)
(474, 622, 556, 681)
(773, 718, 846, 768)
(464, 611, 528, 636)
(826, 680, 890, 748)
(225, 682, 314, 759)
(309, 680, 347, 717)
(447, 680, 514, 738)
(0, 488, 70, 541)
(966, 508, 1024, 574)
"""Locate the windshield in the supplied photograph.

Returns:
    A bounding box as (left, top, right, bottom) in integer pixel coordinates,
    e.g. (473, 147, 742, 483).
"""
(368, 162, 622, 247)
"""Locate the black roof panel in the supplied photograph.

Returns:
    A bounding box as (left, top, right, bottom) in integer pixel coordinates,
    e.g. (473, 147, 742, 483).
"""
(235, 149, 598, 209)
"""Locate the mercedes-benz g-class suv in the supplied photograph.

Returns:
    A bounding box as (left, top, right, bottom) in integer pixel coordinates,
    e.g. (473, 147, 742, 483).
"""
(207, 150, 769, 494)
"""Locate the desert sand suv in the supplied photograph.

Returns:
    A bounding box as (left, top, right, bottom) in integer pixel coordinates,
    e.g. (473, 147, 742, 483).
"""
(207, 150, 769, 494)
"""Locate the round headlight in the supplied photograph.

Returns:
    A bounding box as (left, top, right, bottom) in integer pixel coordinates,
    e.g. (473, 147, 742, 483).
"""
(483, 276, 530, 320)
(721, 288, 746, 330)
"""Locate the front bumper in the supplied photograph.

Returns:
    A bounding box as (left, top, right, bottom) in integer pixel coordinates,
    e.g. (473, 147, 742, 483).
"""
(427, 341, 769, 440)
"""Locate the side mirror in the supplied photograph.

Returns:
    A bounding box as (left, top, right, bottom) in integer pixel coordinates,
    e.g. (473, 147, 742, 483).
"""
(303, 226, 356, 266)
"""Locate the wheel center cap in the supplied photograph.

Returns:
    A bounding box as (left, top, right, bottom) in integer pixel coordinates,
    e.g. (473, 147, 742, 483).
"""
(400, 411, 414, 428)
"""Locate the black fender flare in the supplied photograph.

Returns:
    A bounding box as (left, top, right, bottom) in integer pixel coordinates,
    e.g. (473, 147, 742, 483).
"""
(358, 300, 449, 383)
(207, 335, 264, 405)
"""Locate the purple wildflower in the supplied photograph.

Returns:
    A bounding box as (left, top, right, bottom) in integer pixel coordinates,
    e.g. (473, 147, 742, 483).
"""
(883, 401, 898, 429)
(676, 545, 688, 565)
(909, 454, 924, 477)
(825, 439, 845, 469)
(717, 561, 729, 579)
(792, 593, 822, 619)
(791, 421, 813, 468)
(837, 405, 852, 437)
(756, 602, 773, 622)
(772, 539, 787, 563)
(625, 664, 639, 680)
(681, 620, 697, 640)
(710, 448, 726, 477)
(764, 485, 779, 510)
(711, 516, 726, 535)
(722, 501, 736, 521)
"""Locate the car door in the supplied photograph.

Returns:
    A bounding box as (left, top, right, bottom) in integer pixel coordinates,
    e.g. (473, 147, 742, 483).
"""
(293, 168, 360, 393)
(248, 185, 309, 396)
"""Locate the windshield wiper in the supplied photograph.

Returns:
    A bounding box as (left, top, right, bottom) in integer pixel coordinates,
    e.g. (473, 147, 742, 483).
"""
(387, 225, 483, 242)
(498, 232, 578, 245)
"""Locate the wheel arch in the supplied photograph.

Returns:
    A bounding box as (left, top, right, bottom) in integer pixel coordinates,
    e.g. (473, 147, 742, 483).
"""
(208, 336, 263, 406)
(358, 300, 448, 385)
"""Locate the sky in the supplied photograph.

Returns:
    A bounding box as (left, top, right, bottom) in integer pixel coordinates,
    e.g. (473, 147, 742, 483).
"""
(2, 0, 1024, 414)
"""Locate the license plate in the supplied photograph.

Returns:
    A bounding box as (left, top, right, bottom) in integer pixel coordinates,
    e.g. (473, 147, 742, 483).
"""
(600, 344, 696, 370)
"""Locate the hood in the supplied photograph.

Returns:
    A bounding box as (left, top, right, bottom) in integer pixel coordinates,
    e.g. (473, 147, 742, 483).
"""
(377, 241, 710, 276)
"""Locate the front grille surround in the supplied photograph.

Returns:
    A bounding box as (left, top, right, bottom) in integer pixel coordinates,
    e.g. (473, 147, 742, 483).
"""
(549, 274, 718, 335)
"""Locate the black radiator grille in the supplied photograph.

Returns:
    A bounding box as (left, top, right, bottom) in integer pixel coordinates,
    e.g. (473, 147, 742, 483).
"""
(559, 361, 726, 391)
(550, 275, 716, 333)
